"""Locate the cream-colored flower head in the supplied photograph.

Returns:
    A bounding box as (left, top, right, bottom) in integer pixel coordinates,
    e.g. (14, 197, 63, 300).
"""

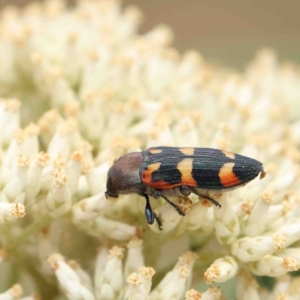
(1, 0, 300, 299)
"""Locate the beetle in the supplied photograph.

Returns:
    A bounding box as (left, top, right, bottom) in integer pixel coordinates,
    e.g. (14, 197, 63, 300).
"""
(105, 147, 266, 230)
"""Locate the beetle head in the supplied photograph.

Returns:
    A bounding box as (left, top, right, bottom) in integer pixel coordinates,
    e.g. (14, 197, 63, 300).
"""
(105, 152, 144, 198)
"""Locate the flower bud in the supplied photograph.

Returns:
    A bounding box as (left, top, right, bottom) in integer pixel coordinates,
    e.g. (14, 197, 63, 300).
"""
(231, 234, 286, 262)
(46, 169, 72, 217)
(204, 256, 238, 284)
(0, 202, 26, 224)
(95, 216, 137, 241)
(242, 193, 271, 236)
(126, 272, 148, 300)
(214, 200, 240, 245)
(177, 197, 209, 234)
(250, 255, 300, 276)
(236, 271, 260, 300)
(185, 289, 202, 300)
(0, 284, 23, 300)
(25, 152, 50, 203)
(201, 287, 222, 300)
(66, 150, 84, 196)
(126, 267, 156, 300)
(150, 252, 197, 300)
(124, 238, 144, 278)
(95, 246, 124, 300)
(48, 253, 95, 300)
(0, 99, 21, 147)
(149, 202, 182, 233)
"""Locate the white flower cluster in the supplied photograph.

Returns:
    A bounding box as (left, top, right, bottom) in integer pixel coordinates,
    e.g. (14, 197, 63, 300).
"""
(46, 240, 205, 300)
(1, 0, 300, 299)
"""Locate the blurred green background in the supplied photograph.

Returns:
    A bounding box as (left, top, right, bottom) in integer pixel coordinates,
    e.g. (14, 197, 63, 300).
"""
(1, 0, 299, 69)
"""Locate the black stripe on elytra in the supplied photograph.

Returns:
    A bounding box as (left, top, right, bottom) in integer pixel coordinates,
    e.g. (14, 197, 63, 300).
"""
(191, 148, 235, 189)
(141, 147, 262, 188)
(232, 154, 263, 184)
(142, 147, 190, 185)
(150, 156, 182, 185)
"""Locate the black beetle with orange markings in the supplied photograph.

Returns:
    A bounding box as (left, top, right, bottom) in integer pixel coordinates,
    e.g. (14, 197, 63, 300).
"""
(105, 146, 266, 230)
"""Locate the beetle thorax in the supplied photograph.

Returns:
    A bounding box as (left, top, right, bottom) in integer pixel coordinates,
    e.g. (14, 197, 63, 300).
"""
(106, 152, 144, 196)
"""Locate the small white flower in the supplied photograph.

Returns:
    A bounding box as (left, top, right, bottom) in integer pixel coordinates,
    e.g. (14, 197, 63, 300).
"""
(1, 0, 300, 298)
(231, 234, 286, 262)
(249, 255, 300, 276)
(47, 133, 70, 161)
(150, 252, 198, 300)
(0, 99, 21, 147)
(201, 287, 222, 300)
(149, 202, 183, 233)
(65, 150, 84, 195)
(68, 260, 94, 292)
(48, 253, 95, 300)
(72, 192, 111, 225)
(126, 267, 156, 300)
(236, 271, 260, 300)
(95, 216, 137, 241)
(138, 267, 156, 296)
(95, 246, 124, 300)
(25, 151, 50, 204)
(214, 198, 240, 245)
(1, 177, 25, 204)
(0, 284, 23, 300)
(176, 197, 210, 234)
(184, 289, 202, 300)
(94, 247, 109, 297)
(242, 192, 272, 236)
(277, 247, 300, 262)
(124, 238, 145, 278)
(275, 222, 300, 247)
(46, 168, 72, 217)
(126, 272, 147, 300)
(0, 202, 25, 224)
(204, 256, 238, 284)
(85, 163, 110, 195)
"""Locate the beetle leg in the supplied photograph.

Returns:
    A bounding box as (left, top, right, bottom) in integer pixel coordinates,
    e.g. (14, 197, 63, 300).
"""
(194, 192, 221, 208)
(154, 191, 185, 216)
(144, 194, 163, 230)
(153, 213, 163, 230)
(144, 194, 154, 224)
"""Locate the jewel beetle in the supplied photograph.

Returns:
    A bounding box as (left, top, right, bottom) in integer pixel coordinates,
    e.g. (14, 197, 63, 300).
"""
(105, 146, 266, 230)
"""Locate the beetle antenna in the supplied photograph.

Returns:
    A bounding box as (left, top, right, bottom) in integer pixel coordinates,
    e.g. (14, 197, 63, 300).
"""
(153, 212, 163, 230)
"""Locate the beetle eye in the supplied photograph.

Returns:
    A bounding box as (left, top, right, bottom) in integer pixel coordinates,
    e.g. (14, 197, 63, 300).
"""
(106, 176, 113, 190)
(106, 177, 119, 198)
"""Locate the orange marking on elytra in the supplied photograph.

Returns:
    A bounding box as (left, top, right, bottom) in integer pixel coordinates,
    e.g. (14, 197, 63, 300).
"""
(177, 158, 197, 186)
(142, 162, 161, 183)
(149, 148, 163, 154)
(222, 150, 235, 159)
(145, 179, 176, 189)
(180, 147, 195, 156)
(218, 162, 241, 187)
